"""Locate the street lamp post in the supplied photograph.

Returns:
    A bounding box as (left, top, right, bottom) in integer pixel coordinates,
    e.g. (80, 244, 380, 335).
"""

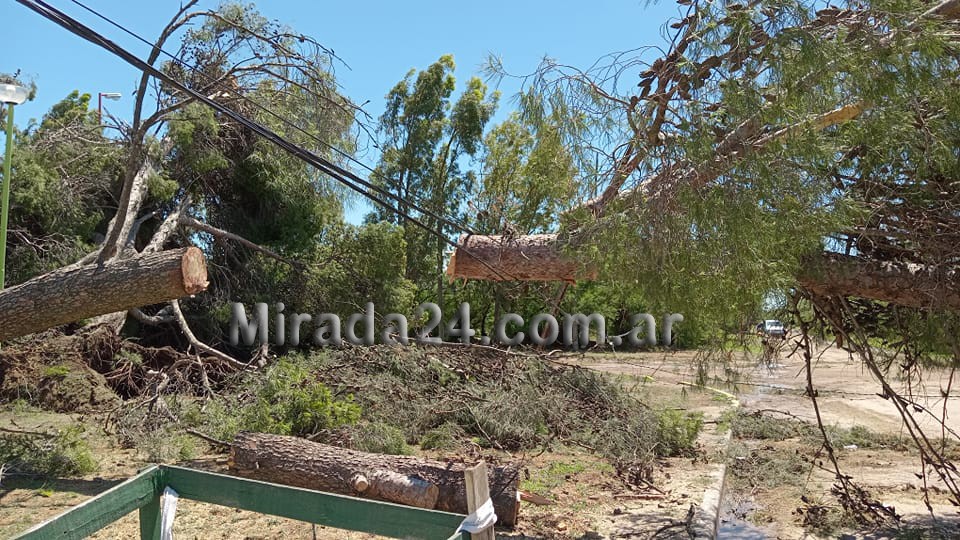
(98, 92, 121, 124)
(0, 82, 29, 290)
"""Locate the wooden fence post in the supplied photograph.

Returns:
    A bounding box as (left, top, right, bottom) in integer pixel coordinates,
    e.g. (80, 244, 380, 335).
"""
(138, 491, 161, 540)
(464, 461, 494, 540)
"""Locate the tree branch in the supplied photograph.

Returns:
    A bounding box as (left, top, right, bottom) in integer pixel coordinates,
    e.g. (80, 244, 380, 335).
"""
(178, 216, 304, 269)
(170, 299, 248, 370)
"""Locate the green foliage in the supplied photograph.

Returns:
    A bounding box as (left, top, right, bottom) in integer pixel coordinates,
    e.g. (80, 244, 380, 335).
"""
(477, 112, 576, 234)
(179, 360, 361, 442)
(167, 103, 229, 174)
(656, 410, 704, 457)
(276, 347, 698, 471)
(145, 171, 179, 201)
(520, 460, 593, 496)
(238, 359, 361, 438)
(732, 411, 909, 450)
(3, 90, 120, 285)
(497, 0, 960, 352)
(40, 365, 71, 379)
(419, 422, 464, 450)
(341, 422, 410, 455)
(286, 221, 417, 320)
(0, 426, 97, 478)
(144, 3, 360, 347)
(115, 349, 144, 367)
(134, 429, 200, 463)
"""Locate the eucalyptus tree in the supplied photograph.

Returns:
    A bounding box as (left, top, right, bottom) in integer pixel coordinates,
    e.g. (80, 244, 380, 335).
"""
(370, 55, 498, 305)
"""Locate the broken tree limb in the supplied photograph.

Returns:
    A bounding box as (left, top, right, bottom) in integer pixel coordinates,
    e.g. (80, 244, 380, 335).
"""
(450, 104, 871, 284)
(579, 101, 867, 217)
(0, 247, 208, 341)
(170, 299, 247, 370)
(446, 233, 596, 283)
(228, 432, 520, 526)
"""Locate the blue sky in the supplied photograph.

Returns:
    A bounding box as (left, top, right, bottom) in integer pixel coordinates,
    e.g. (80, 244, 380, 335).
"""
(4, 0, 682, 221)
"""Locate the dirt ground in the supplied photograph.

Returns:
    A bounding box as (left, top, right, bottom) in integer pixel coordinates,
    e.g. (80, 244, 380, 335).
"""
(2, 340, 958, 539)
(0, 353, 733, 540)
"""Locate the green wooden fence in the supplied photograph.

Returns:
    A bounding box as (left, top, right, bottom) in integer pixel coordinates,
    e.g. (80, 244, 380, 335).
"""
(14, 465, 470, 540)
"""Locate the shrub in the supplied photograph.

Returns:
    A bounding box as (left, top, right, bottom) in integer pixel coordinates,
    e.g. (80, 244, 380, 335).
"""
(182, 358, 361, 441)
(656, 410, 704, 457)
(238, 359, 361, 438)
(420, 422, 465, 450)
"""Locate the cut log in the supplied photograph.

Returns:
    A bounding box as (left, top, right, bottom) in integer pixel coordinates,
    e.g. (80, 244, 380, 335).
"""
(447, 233, 595, 283)
(447, 233, 960, 311)
(797, 252, 960, 311)
(228, 432, 520, 526)
(0, 247, 208, 341)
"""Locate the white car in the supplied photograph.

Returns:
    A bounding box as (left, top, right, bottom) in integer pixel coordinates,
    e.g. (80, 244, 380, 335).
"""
(757, 319, 786, 338)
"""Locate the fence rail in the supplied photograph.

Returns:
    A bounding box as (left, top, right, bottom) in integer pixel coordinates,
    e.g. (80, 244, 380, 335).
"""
(14, 464, 469, 540)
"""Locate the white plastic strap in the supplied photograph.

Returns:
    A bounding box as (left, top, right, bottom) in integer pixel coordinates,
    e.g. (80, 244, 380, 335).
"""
(455, 498, 497, 534)
(160, 486, 179, 540)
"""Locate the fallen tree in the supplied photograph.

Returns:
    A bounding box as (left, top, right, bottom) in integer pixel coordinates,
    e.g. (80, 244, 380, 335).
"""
(449, 234, 960, 312)
(228, 432, 520, 526)
(0, 247, 207, 341)
(447, 0, 960, 313)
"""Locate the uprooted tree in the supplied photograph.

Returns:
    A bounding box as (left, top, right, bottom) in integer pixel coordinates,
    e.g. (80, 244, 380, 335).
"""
(1, 2, 364, 359)
(448, 0, 960, 522)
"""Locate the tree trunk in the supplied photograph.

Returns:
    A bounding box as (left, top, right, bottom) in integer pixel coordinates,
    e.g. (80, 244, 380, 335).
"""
(0, 247, 208, 341)
(228, 432, 520, 526)
(446, 233, 595, 283)
(448, 234, 960, 311)
(797, 252, 960, 311)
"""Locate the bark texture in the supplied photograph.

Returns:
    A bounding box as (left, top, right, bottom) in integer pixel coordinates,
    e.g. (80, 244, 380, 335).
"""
(797, 252, 960, 311)
(229, 432, 520, 525)
(0, 247, 208, 341)
(447, 233, 595, 283)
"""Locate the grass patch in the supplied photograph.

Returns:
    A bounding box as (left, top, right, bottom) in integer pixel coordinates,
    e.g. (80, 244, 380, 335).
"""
(40, 364, 71, 379)
(521, 460, 590, 496)
(0, 425, 97, 478)
(732, 411, 909, 450)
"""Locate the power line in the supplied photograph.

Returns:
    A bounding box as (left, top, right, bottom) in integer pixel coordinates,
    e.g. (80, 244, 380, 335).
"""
(17, 0, 523, 284)
(68, 0, 479, 237)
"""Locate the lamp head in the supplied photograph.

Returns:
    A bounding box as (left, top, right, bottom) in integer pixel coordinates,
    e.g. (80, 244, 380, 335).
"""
(0, 83, 29, 105)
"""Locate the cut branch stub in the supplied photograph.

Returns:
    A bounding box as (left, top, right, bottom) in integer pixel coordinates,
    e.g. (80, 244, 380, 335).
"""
(0, 247, 208, 341)
(447, 233, 596, 283)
